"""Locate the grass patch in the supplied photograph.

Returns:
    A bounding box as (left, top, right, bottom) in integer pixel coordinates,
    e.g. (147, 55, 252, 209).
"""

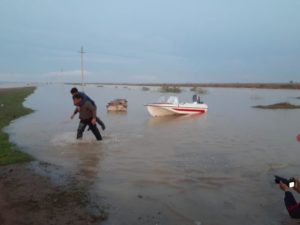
(0, 87, 36, 165)
(142, 86, 150, 91)
(159, 85, 181, 93)
(190, 86, 208, 94)
(253, 102, 300, 109)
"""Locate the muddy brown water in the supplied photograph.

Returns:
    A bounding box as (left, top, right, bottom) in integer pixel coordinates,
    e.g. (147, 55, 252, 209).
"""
(6, 84, 300, 225)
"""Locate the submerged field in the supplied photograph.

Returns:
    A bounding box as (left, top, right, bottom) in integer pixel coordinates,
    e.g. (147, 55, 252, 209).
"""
(5, 84, 300, 225)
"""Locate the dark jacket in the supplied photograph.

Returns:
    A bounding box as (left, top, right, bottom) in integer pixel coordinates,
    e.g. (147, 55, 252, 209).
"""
(78, 92, 96, 107)
(78, 100, 97, 120)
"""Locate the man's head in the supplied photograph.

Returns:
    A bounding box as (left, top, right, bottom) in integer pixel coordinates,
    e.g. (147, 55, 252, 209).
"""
(72, 93, 81, 106)
(70, 87, 79, 95)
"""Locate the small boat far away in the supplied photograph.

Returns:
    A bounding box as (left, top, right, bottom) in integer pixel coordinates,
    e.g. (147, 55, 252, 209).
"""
(145, 96, 208, 117)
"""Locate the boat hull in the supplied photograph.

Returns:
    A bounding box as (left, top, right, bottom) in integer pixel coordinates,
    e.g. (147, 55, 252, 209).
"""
(146, 103, 208, 117)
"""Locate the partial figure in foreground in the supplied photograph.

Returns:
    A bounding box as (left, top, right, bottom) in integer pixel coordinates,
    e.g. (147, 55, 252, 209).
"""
(73, 94, 102, 141)
(277, 177, 300, 218)
(70, 87, 105, 130)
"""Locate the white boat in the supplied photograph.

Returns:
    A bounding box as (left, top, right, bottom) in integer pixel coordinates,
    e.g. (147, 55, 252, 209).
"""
(145, 96, 208, 117)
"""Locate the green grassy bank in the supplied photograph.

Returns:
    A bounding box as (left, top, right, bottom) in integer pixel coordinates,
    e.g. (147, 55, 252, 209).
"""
(0, 86, 36, 165)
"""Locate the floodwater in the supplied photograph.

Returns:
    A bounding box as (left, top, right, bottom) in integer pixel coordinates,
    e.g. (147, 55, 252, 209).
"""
(6, 84, 300, 225)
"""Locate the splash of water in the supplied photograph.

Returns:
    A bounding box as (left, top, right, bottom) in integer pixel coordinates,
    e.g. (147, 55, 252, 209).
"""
(50, 132, 98, 146)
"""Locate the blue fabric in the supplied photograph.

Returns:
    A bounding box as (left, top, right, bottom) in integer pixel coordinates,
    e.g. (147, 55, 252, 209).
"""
(192, 94, 197, 102)
(78, 92, 96, 107)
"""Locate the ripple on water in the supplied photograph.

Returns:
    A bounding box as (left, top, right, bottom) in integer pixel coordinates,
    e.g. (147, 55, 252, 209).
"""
(49, 131, 122, 147)
(50, 132, 98, 146)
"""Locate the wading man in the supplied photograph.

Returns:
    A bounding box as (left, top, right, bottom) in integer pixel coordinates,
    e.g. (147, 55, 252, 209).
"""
(73, 94, 102, 141)
(70, 87, 105, 130)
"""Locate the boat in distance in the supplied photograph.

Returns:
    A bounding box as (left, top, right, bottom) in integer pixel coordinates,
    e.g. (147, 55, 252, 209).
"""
(145, 96, 208, 117)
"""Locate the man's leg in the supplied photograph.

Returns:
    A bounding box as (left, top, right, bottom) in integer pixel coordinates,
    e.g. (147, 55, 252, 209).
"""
(88, 123, 102, 141)
(96, 117, 106, 130)
(77, 121, 87, 139)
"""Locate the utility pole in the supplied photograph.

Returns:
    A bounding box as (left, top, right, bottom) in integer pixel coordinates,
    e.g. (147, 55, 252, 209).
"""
(79, 46, 86, 89)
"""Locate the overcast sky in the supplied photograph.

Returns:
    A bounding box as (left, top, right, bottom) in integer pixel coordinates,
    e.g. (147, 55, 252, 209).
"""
(0, 0, 299, 83)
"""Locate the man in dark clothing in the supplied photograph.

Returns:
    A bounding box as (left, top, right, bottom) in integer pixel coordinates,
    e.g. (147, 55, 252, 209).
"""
(278, 178, 300, 218)
(70, 87, 105, 130)
(73, 94, 102, 141)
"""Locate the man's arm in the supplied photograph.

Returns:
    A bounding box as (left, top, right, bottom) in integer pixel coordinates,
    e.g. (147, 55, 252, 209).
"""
(284, 191, 300, 218)
(79, 92, 96, 106)
(279, 181, 300, 219)
(86, 102, 97, 124)
(70, 107, 79, 119)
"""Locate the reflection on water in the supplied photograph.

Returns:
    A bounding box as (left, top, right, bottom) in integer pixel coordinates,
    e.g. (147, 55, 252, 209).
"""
(107, 111, 128, 116)
(147, 114, 206, 127)
(6, 84, 300, 225)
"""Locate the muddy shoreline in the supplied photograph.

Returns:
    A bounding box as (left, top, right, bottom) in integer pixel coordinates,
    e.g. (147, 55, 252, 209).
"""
(0, 162, 106, 225)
